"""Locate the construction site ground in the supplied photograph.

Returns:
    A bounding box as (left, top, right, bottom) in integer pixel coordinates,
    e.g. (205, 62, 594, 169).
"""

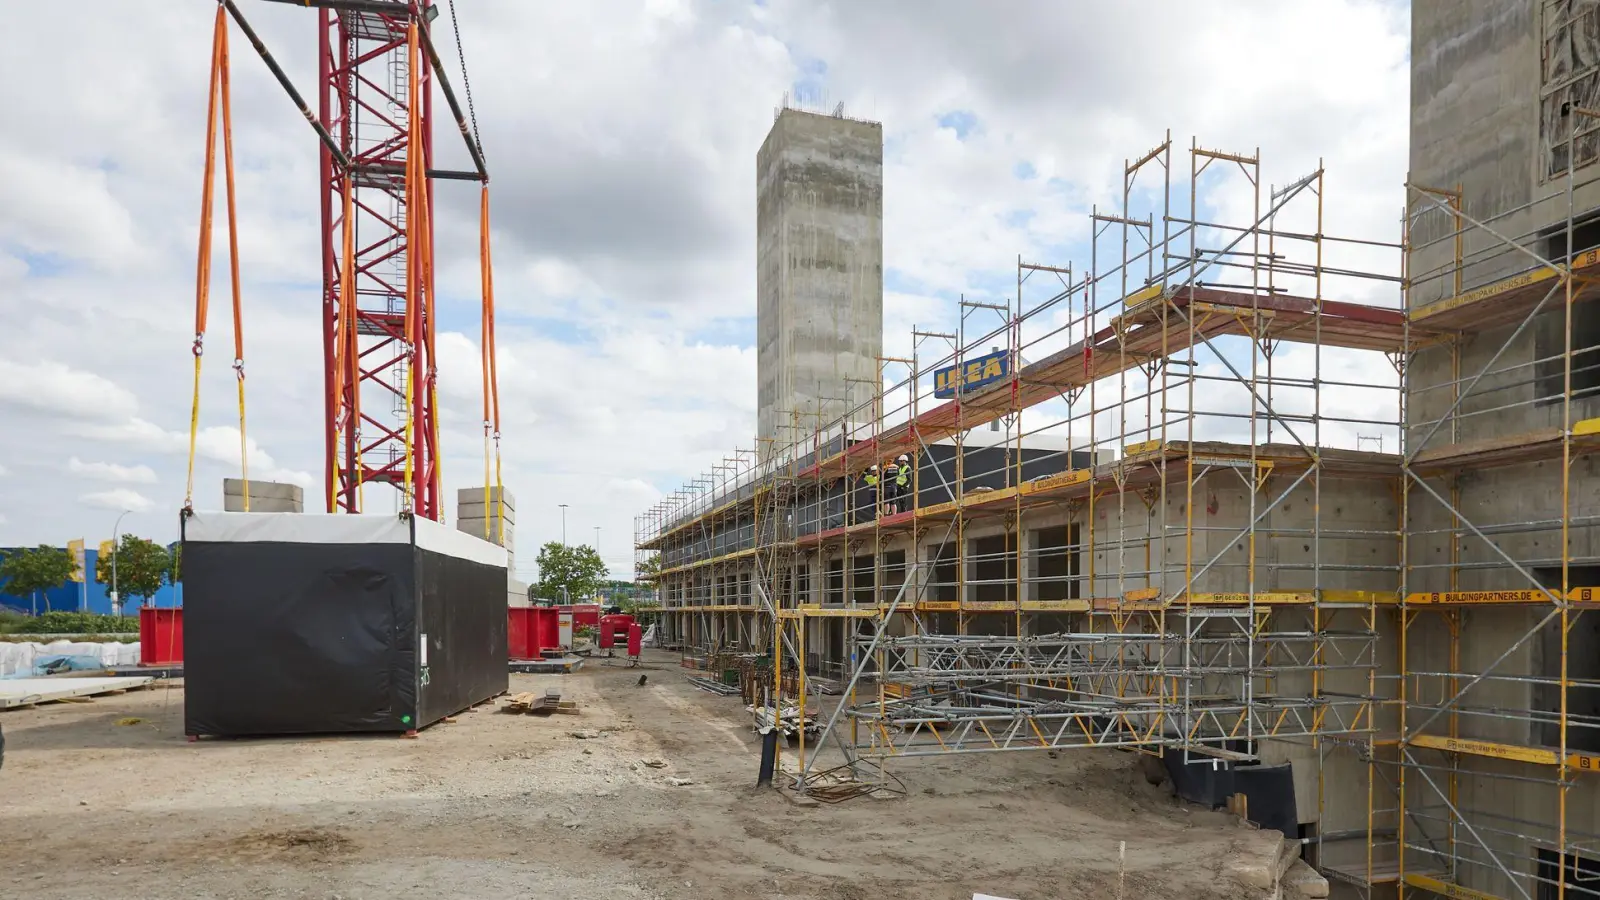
(0, 650, 1266, 899)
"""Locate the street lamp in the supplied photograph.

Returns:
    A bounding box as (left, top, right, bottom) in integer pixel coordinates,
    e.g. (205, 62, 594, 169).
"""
(110, 509, 132, 616)
(559, 504, 568, 547)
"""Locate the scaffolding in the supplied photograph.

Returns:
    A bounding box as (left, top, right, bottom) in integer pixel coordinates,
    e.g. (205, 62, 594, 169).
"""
(634, 131, 1415, 877)
(1317, 111, 1600, 899)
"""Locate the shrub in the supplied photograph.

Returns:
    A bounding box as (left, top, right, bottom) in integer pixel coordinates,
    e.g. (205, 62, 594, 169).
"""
(0, 611, 140, 635)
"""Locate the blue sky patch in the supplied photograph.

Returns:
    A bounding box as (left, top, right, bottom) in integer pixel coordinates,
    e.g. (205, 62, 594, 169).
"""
(936, 110, 979, 140)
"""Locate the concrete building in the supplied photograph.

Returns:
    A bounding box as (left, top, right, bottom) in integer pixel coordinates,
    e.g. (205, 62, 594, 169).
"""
(756, 107, 884, 457)
(222, 478, 304, 513)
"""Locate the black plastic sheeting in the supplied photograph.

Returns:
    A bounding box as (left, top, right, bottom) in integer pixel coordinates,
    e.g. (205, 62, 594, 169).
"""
(1162, 751, 1300, 836)
(416, 546, 507, 726)
(183, 524, 507, 738)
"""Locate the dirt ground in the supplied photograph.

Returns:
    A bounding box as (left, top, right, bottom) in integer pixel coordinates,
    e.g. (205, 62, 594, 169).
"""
(0, 651, 1263, 899)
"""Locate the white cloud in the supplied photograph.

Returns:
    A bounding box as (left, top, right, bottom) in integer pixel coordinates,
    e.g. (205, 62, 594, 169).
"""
(79, 489, 155, 513)
(0, 359, 139, 422)
(68, 457, 158, 485)
(0, 0, 1409, 575)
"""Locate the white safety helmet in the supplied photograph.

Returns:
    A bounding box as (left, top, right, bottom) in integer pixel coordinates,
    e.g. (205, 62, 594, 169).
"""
(896, 455, 909, 463)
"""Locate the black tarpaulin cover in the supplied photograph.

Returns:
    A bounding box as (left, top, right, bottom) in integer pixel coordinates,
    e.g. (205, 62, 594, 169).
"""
(182, 512, 508, 738)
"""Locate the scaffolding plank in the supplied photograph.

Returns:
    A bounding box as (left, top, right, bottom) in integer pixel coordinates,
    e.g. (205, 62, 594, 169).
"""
(1405, 587, 1600, 605)
(1408, 733, 1600, 772)
(1410, 246, 1600, 332)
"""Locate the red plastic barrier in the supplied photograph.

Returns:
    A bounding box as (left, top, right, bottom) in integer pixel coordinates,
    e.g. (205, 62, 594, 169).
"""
(139, 606, 183, 666)
(626, 622, 642, 658)
(507, 608, 536, 659)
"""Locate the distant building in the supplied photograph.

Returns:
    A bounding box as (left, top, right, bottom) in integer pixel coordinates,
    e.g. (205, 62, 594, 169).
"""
(0, 545, 182, 616)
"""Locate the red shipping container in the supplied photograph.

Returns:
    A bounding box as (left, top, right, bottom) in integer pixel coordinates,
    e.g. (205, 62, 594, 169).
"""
(140, 606, 184, 666)
(626, 622, 642, 658)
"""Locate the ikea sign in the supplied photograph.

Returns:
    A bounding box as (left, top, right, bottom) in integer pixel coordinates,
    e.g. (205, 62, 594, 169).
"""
(933, 350, 1009, 399)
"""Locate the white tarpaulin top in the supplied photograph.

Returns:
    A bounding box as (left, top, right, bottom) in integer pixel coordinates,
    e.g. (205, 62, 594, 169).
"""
(183, 511, 507, 569)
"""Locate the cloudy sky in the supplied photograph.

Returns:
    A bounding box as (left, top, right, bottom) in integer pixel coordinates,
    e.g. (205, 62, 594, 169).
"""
(0, 0, 1409, 582)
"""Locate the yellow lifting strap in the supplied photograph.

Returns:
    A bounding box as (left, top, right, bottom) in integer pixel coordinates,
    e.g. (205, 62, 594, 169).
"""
(480, 185, 503, 543)
(186, 5, 249, 513)
(400, 20, 422, 511)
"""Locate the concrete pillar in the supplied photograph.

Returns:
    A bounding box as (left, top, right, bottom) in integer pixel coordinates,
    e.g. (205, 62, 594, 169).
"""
(222, 478, 303, 513)
(756, 107, 884, 457)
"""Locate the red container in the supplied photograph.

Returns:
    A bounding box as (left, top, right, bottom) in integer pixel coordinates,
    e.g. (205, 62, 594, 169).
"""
(626, 622, 642, 657)
(139, 606, 184, 666)
(558, 603, 601, 628)
(507, 608, 537, 659)
(530, 606, 560, 655)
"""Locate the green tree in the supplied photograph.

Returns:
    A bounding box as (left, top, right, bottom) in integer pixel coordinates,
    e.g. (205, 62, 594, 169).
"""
(0, 545, 76, 615)
(532, 542, 607, 602)
(616, 592, 660, 616)
(93, 534, 174, 609)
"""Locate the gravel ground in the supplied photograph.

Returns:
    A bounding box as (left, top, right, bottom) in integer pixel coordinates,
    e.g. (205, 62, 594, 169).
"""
(0, 651, 1260, 899)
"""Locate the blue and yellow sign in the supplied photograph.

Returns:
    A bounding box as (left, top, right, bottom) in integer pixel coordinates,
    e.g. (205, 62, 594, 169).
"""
(933, 350, 1009, 399)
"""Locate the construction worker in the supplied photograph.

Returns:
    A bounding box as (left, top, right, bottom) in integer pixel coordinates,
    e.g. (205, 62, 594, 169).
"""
(893, 454, 912, 513)
(861, 464, 880, 522)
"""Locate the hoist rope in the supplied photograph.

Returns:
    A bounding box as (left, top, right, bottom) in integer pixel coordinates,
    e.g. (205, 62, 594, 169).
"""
(447, 0, 484, 166)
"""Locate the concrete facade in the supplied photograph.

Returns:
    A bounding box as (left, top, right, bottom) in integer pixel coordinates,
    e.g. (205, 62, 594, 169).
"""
(1410, 0, 1600, 306)
(756, 108, 884, 457)
(222, 478, 303, 513)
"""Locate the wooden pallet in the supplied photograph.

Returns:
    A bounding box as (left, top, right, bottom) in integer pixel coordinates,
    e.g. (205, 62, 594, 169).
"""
(502, 690, 580, 716)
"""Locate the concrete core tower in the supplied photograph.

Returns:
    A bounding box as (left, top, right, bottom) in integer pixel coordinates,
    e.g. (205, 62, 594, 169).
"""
(756, 107, 884, 458)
